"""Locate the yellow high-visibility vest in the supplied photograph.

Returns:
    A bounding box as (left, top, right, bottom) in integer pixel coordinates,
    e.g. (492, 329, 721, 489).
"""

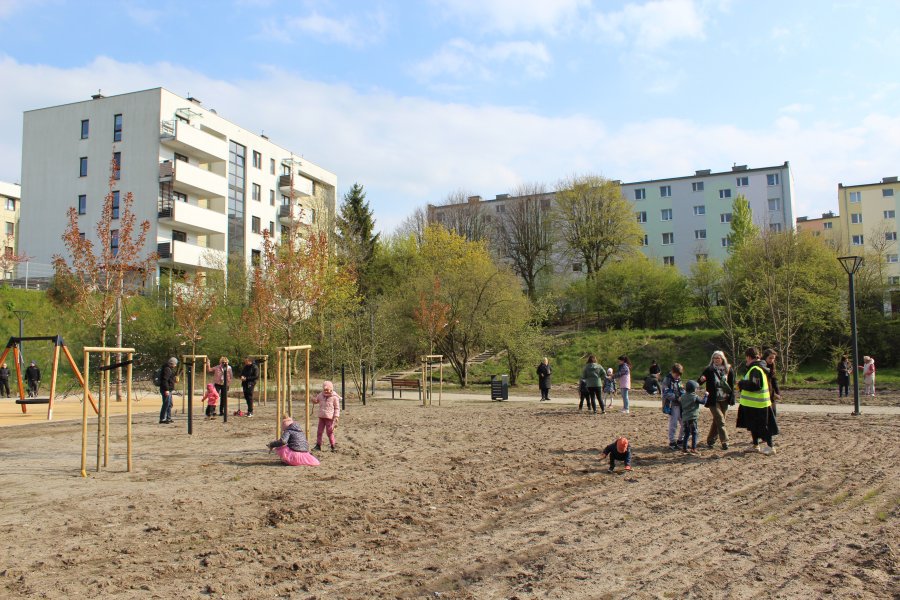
(739, 364, 771, 409)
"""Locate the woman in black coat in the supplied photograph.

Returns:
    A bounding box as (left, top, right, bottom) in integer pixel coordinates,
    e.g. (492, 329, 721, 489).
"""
(537, 357, 552, 401)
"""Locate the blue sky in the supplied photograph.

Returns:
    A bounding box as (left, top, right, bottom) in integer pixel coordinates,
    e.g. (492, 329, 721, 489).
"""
(1, 0, 898, 232)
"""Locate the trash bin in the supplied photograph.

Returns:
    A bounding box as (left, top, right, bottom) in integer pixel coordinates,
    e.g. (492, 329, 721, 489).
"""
(491, 374, 509, 401)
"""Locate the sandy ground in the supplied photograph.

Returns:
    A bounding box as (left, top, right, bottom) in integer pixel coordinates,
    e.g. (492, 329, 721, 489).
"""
(0, 395, 897, 599)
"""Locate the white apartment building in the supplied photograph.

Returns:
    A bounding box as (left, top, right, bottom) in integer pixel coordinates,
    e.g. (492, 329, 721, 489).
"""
(20, 88, 336, 283)
(0, 180, 21, 279)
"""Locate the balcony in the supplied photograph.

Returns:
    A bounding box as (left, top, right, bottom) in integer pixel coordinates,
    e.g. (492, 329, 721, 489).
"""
(278, 203, 315, 226)
(158, 201, 226, 235)
(157, 240, 225, 270)
(160, 120, 228, 163)
(278, 174, 313, 198)
(160, 161, 227, 200)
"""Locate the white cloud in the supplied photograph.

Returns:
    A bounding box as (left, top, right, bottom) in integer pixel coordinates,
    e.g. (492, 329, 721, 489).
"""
(260, 9, 386, 46)
(435, 0, 588, 35)
(126, 5, 163, 29)
(0, 0, 38, 19)
(411, 39, 551, 83)
(595, 0, 706, 50)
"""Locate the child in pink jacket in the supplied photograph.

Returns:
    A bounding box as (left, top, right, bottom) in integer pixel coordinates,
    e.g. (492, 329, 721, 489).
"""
(312, 380, 341, 452)
(202, 383, 219, 419)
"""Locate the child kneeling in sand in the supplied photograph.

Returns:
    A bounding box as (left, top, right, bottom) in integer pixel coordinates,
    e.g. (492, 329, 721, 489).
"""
(602, 437, 632, 473)
(267, 416, 320, 466)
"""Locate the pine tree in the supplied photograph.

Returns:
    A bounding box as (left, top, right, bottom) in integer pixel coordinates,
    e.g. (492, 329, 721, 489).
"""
(335, 183, 379, 298)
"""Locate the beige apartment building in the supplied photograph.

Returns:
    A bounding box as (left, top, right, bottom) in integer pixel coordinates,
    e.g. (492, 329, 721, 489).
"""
(0, 181, 21, 279)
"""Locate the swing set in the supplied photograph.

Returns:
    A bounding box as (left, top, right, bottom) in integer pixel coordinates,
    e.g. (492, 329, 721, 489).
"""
(0, 335, 98, 420)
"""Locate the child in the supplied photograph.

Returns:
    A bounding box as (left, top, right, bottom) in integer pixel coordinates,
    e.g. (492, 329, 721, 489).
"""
(662, 364, 685, 450)
(680, 380, 704, 454)
(267, 416, 320, 466)
(202, 383, 219, 419)
(601, 436, 632, 473)
(615, 355, 632, 414)
(602, 368, 617, 410)
(311, 380, 342, 452)
(860, 356, 876, 397)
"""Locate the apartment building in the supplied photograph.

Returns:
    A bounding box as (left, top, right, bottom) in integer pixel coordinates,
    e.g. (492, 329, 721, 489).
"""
(0, 181, 21, 279)
(428, 162, 795, 274)
(19, 88, 336, 283)
(837, 176, 900, 286)
(795, 211, 841, 249)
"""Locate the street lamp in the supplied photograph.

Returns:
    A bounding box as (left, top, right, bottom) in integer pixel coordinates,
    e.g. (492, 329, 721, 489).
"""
(11, 309, 30, 369)
(837, 256, 864, 416)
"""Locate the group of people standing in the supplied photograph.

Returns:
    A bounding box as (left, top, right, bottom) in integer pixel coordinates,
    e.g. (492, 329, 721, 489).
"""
(0, 361, 41, 398)
(838, 354, 877, 398)
(157, 355, 260, 424)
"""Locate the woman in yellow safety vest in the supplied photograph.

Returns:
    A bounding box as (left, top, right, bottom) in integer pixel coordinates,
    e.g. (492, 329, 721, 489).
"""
(735, 347, 779, 455)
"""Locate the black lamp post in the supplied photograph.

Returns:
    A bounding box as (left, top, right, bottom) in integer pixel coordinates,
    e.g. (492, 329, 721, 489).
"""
(11, 309, 29, 369)
(838, 256, 864, 416)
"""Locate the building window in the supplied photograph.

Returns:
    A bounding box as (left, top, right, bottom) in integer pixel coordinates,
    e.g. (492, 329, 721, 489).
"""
(252, 183, 261, 202)
(282, 194, 290, 205)
(823, 222, 833, 229)
(110, 229, 119, 256)
(770, 223, 783, 232)
(111, 191, 120, 219)
(309, 208, 317, 223)
(660, 185, 671, 197)
(852, 234, 864, 246)
(767, 173, 780, 186)
(884, 188, 895, 197)
(251, 249, 261, 266)
(884, 210, 896, 219)
(641, 234, 648, 246)
(252, 216, 261, 234)
(269, 221, 274, 235)
(269, 189, 275, 206)
(175, 153, 188, 163)
(722, 237, 731, 248)
(495, 204, 505, 213)
(270, 158, 276, 175)
(79, 157, 88, 177)
(889, 276, 900, 286)
(172, 230, 187, 243)
(692, 182, 704, 192)
(634, 188, 645, 201)
(696, 253, 708, 262)
(663, 256, 675, 266)
(79, 232, 85, 241)
(886, 232, 898, 241)
(113, 151, 121, 180)
(662, 232, 674, 245)
(174, 191, 187, 203)
(5, 198, 15, 211)
(719, 189, 732, 199)
(252, 151, 262, 169)
(768, 198, 781, 212)
(887, 254, 899, 263)
(695, 229, 706, 240)
(736, 176, 749, 187)
(851, 213, 863, 224)
(113, 114, 123, 142)
(572, 263, 582, 272)
(720, 213, 732, 223)
(78, 194, 87, 215)
(540, 198, 551, 210)
(661, 208, 672, 221)
(5, 222, 13, 236)
(850, 191, 861, 203)
(81, 119, 89, 139)
(636, 211, 647, 223)
(693, 205, 705, 215)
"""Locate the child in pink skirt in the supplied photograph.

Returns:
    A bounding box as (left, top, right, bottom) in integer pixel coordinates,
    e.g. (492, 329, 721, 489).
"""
(202, 383, 219, 419)
(311, 380, 341, 452)
(267, 416, 320, 466)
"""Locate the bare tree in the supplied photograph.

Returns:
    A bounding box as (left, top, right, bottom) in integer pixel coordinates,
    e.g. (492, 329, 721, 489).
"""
(395, 206, 429, 245)
(0, 235, 28, 283)
(495, 183, 554, 299)
(173, 272, 217, 357)
(435, 189, 492, 243)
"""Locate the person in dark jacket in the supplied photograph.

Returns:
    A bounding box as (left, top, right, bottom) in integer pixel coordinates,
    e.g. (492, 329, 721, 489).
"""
(0, 362, 10, 398)
(240, 357, 259, 416)
(602, 437, 632, 473)
(159, 357, 178, 424)
(268, 416, 320, 466)
(736, 347, 779, 455)
(582, 354, 605, 414)
(836, 355, 850, 398)
(762, 348, 781, 416)
(537, 357, 552, 401)
(697, 350, 735, 450)
(25, 361, 41, 398)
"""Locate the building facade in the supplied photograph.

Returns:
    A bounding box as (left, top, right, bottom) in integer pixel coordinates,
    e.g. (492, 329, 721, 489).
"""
(0, 181, 21, 279)
(20, 88, 336, 283)
(795, 211, 841, 249)
(837, 176, 900, 286)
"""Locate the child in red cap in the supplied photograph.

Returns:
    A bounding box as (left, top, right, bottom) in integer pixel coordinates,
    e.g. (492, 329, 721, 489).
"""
(602, 436, 632, 473)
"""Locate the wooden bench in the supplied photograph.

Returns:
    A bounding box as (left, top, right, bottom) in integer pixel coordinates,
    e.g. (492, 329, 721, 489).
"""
(390, 378, 421, 399)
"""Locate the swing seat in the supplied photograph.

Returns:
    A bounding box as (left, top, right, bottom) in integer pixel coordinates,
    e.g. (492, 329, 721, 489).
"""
(15, 397, 50, 405)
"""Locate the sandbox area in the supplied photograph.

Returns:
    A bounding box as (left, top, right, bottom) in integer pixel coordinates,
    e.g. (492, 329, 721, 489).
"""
(0, 398, 897, 598)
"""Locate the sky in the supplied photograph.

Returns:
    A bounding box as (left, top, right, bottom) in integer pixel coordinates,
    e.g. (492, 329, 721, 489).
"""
(0, 0, 898, 233)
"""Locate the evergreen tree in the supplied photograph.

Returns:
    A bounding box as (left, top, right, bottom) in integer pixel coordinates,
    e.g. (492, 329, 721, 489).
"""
(335, 183, 379, 298)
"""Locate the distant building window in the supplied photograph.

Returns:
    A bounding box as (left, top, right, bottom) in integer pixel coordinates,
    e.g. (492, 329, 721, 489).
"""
(719, 189, 732, 199)
(540, 198, 551, 210)
(572, 263, 582, 272)
(252, 183, 261, 202)
(81, 119, 89, 139)
(823, 222, 833, 229)
(770, 223, 783, 232)
(661, 208, 673, 221)
(79, 157, 88, 177)
(79, 232, 85, 240)
(720, 213, 732, 223)
(175, 153, 188, 163)
(495, 204, 505, 213)
(174, 191, 187, 203)
(886, 232, 898, 241)
(113, 114, 123, 142)
(110, 229, 119, 256)
(767, 173, 780, 186)
(736, 176, 749, 187)
(309, 208, 317, 223)
(887, 254, 899, 263)
(884, 188, 895, 197)
(111, 191, 120, 219)
(172, 230, 187, 243)
(696, 253, 708, 262)
(251, 249, 261, 266)
(722, 237, 731, 248)
(641, 234, 648, 246)
(693, 205, 705, 215)
(663, 256, 675, 266)
(6, 198, 15, 211)
(851, 213, 863, 224)
(884, 210, 896, 219)
(5, 222, 13, 236)
(768, 198, 781, 211)
(662, 232, 674, 245)
(634, 188, 645, 200)
(253, 151, 262, 169)
(850, 191, 861, 203)
(636, 211, 647, 223)
(852, 234, 864, 246)
(270, 158, 275, 175)
(660, 185, 672, 197)
(282, 195, 290, 205)
(695, 229, 706, 240)
(269, 189, 275, 206)
(269, 221, 274, 235)
(113, 151, 121, 180)
(78, 194, 87, 215)
(889, 276, 900, 285)
(252, 216, 261, 234)
(692, 182, 704, 192)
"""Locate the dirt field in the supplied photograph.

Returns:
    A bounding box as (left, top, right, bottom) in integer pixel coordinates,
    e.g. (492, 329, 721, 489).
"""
(0, 398, 897, 599)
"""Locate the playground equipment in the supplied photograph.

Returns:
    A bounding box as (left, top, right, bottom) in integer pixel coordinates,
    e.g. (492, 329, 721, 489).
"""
(275, 345, 311, 440)
(421, 354, 443, 406)
(80, 346, 135, 477)
(249, 354, 268, 407)
(180, 354, 207, 414)
(0, 335, 98, 420)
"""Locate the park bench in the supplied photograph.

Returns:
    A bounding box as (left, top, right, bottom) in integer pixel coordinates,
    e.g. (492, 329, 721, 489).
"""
(390, 378, 421, 400)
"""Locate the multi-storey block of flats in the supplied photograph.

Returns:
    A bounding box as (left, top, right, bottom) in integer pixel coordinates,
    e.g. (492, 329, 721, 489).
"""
(19, 87, 336, 283)
(0, 180, 21, 280)
(428, 161, 795, 274)
(837, 176, 900, 287)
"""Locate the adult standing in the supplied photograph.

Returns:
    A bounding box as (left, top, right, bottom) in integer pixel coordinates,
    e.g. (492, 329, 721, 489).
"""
(581, 354, 605, 414)
(736, 347, 778, 455)
(836, 355, 851, 398)
(859, 356, 876, 397)
(159, 357, 178, 424)
(207, 356, 233, 416)
(537, 357, 552, 401)
(25, 361, 40, 398)
(762, 348, 782, 416)
(240, 357, 259, 417)
(615, 355, 632, 413)
(697, 351, 735, 450)
(0, 362, 9, 398)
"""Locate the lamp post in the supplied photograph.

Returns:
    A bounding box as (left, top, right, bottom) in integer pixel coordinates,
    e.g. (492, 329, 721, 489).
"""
(11, 309, 30, 369)
(838, 256, 864, 416)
